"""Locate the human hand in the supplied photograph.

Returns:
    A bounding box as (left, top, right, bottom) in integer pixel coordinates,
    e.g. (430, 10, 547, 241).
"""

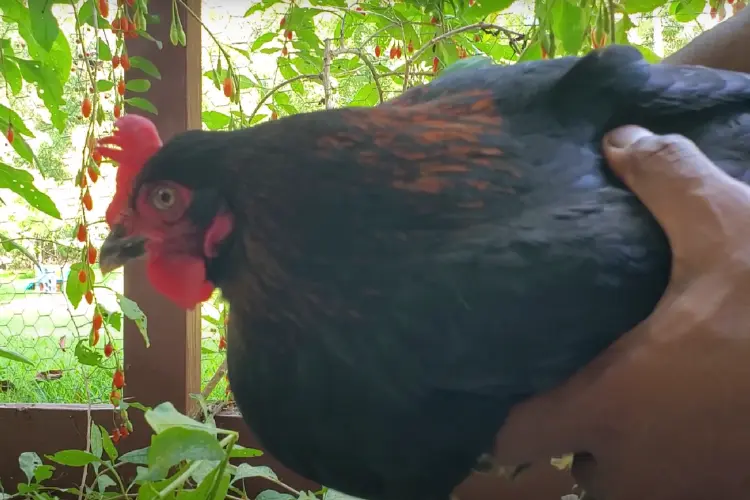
(491, 126, 750, 500)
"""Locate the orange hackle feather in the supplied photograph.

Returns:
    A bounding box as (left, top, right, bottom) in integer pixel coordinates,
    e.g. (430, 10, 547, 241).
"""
(95, 115, 163, 227)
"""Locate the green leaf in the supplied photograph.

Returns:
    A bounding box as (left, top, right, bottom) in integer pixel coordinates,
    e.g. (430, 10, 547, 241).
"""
(128, 56, 162, 79)
(0, 347, 33, 365)
(96, 474, 117, 493)
(552, 0, 586, 55)
(125, 79, 151, 92)
(28, 0, 60, 52)
(229, 446, 264, 458)
(97, 80, 114, 92)
(518, 40, 543, 62)
(104, 310, 122, 331)
(622, 0, 669, 13)
(144, 402, 216, 435)
(0, 162, 60, 218)
(1, 59, 23, 95)
(116, 293, 149, 347)
(255, 491, 295, 500)
(74, 339, 103, 367)
(97, 38, 112, 61)
(33, 465, 54, 483)
(669, 0, 706, 22)
(100, 425, 118, 461)
(90, 421, 103, 460)
(245, 0, 285, 16)
(18, 452, 42, 482)
(180, 465, 231, 500)
(125, 97, 158, 115)
(16, 59, 65, 131)
(251, 32, 277, 52)
(348, 81, 379, 107)
(202, 110, 230, 130)
(146, 427, 225, 480)
(466, 0, 515, 17)
(273, 92, 290, 106)
(46, 450, 100, 467)
(65, 262, 86, 308)
(119, 446, 149, 465)
(0, 104, 34, 137)
(232, 464, 277, 483)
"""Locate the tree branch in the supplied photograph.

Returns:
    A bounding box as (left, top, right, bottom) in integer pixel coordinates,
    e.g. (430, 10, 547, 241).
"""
(403, 22, 525, 91)
(248, 73, 322, 122)
(332, 47, 384, 104)
(323, 39, 333, 109)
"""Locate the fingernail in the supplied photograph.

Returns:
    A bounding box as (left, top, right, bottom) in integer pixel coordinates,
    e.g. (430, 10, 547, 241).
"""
(605, 125, 654, 149)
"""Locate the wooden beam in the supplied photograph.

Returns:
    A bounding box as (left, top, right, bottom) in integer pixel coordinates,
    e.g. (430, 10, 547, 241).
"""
(120, 0, 202, 415)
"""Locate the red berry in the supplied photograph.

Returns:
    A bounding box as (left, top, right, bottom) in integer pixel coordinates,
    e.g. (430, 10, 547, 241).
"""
(78, 269, 87, 283)
(117, 80, 125, 96)
(222, 77, 234, 98)
(81, 97, 92, 118)
(219, 336, 227, 350)
(112, 428, 121, 443)
(113, 104, 121, 118)
(407, 40, 413, 53)
(104, 342, 114, 358)
(120, 53, 130, 70)
(82, 189, 93, 211)
(119, 425, 129, 437)
(6, 126, 13, 143)
(85, 290, 94, 304)
(113, 369, 124, 389)
(396, 45, 402, 58)
(280, 16, 286, 28)
(432, 56, 439, 73)
(90, 327, 100, 347)
(93, 312, 103, 331)
(88, 245, 97, 265)
(98, 0, 109, 18)
(79, 172, 87, 188)
(76, 224, 87, 242)
(92, 150, 102, 165)
(285, 29, 293, 40)
(111, 18, 121, 32)
(375, 45, 381, 57)
(281, 46, 288, 56)
(431, 16, 438, 24)
(112, 55, 120, 68)
(110, 389, 121, 406)
(87, 166, 99, 183)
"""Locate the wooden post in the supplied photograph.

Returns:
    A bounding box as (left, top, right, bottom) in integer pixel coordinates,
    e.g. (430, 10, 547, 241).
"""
(121, 0, 202, 415)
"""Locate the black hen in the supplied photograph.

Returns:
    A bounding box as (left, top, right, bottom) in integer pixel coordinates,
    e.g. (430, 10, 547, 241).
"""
(97, 45, 750, 500)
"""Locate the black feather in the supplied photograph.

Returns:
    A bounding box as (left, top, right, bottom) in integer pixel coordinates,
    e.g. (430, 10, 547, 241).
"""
(133, 45, 750, 500)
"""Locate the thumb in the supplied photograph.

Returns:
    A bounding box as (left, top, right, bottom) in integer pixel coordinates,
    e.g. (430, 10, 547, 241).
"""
(602, 126, 749, 257)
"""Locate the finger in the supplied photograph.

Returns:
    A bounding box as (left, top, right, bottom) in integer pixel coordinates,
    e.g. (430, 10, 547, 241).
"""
(602, 126, 750, 256)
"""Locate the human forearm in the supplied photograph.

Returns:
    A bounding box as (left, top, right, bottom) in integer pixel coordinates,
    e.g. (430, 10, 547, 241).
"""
(664, 8, 750, 72)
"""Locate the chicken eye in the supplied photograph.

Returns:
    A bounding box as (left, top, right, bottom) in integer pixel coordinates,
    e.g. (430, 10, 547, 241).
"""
(151, 186, 176, 210)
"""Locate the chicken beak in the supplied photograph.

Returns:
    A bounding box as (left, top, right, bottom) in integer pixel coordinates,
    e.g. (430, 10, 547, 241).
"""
(99, 224, 147, 275)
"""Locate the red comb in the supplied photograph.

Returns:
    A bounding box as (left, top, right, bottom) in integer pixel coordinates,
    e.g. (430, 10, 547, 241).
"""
(96, 115, 163, 228)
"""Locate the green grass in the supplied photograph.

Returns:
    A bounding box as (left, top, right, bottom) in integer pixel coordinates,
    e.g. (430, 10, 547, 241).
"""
(0, 269, 228, 404)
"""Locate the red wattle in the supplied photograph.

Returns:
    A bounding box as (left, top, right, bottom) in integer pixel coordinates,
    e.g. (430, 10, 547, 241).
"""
(146, 255, 214, 310)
